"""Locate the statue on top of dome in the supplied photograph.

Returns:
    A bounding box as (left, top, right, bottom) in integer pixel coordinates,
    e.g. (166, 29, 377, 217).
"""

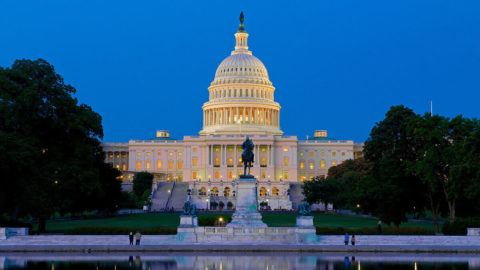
(238, 12, 246, 32)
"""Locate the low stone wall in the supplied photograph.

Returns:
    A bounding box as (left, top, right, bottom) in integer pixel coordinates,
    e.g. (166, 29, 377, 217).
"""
(468, 228, 480, 236)
(177, 226, 317, 244)
(0, 228, 6, 240)
(0, 228, 28, 240)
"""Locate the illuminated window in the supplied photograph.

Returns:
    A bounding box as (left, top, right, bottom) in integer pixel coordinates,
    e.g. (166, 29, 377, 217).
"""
(178, 161, 182, 169)
(261, 148, 266, 152)
(215, 157, 220, 166)
(332, 152, 336, 156)
(215, 171, 219, 179)
(301, 175, 306, 182)
(272, 187, 279, 196)
(228, 171, 233, 179)
(146, 152, 150, 156)
(228, 157, 233, 166)
(228, 147, 233, 152)
(321, 159, 325, 169)
(284, 171, 289, 180)
(157, 160, 162, 169)
(300, 161, 305, 169)
(116, 153, 120, 159)
(115, 164, 120, 169)
(169, 152, 173, 156)
(321, 152, 325, 156)
(342, 152, 345, 156)
(309, 162, 314, 170)
(261, 157, 266, 166)
(158, 152, 161, 156)
(179, 152, 183, 156)
(199, 187, 206, 196)
(261, 171, 266, 179)
(238, 157, 242, 164)
(309, 152, 313, 156)
(332, 161, 337, 166)
(283, 148, 288, 152)
(224, 187, 231, 197)
(193, 148, 197, 152)
(260, 187, 267, 197)
(310, 175, 314, 181)
(238, 171, 242, 177)
(122, 153, 127, 159)
(146, 161, 150, 169)
(300, 152, 304, 156)
(215, 148, 219, 152)
(109, 153, 113, 158)
(284, 157, 289, 167)
(136, 161, 141, 170)
(122, 164, 126, 171)
(192, 172, 197, 180)
(169, 161, 173, 169)
(137, 152, 141, 157)
(192, 157, 197, 166)
(212, 187, 219, 197)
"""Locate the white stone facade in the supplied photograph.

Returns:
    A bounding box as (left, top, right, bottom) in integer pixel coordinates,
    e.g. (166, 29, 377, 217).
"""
(102, 18, 363, 209)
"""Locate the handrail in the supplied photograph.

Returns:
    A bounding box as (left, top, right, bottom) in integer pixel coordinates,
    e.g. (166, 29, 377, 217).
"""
(164, 181, 176, 210)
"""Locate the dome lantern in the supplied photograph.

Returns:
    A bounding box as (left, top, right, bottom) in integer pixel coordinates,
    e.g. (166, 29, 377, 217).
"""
(233, 12, 251, 55)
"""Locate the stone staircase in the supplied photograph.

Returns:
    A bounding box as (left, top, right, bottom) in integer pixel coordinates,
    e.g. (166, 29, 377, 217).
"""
(150, 182, 174, 211)
(166, 182, 189, 211)
(289, 183, 305, 210)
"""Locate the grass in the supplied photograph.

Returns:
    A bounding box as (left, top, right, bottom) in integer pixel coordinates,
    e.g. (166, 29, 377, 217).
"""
(40, 212, 437, 233)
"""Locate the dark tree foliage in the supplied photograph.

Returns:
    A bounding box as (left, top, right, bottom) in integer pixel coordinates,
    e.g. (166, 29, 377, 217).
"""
(0, 59, 122, 230)
(132, 172, 154, 199)
(362, 105, 426, 227)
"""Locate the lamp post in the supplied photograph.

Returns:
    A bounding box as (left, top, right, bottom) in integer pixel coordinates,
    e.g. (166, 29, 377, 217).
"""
(206, 199, 209, 210)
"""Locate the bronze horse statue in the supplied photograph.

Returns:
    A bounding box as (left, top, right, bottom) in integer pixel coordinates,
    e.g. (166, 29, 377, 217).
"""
(241, 136, 254, 176)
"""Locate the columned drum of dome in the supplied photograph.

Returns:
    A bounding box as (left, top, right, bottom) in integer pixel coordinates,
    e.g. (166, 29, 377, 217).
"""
(199, 16, 283, 136)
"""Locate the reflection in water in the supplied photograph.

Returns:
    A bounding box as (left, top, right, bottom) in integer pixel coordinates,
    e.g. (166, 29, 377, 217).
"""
(0, 253, 478, 270)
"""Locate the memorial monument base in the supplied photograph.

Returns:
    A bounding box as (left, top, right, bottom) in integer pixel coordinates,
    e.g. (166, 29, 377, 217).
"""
(227, 175, 267, 228)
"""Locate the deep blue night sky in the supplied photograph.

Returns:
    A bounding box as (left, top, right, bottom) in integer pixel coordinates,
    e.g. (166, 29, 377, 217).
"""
(1, 0, 479, 142)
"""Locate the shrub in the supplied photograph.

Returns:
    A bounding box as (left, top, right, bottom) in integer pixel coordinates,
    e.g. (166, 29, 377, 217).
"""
(219, 201, 225, 210)
(64, 226, 177, 235)
(227, 202, 233, 209)
(316, 226, 434, 235)
(442, 217, 480, 235)
(198, 215, 232, 226)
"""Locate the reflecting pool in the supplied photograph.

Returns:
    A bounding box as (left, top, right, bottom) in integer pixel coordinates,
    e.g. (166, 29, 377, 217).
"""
(1, 253, 479, 270)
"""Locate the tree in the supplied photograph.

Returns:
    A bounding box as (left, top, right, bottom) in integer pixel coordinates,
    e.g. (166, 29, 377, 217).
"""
(303, 176, 339, 213)
(132, 172, 154, 199)
(0, 59, 122, 231)
(362, 105, 426, 227)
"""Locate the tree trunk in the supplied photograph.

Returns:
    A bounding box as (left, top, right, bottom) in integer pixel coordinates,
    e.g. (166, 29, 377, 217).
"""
(39, 217, 46, 233)
(449, 200, 456, 223)
(429, 193, 441, 233)
(324, 202, 328, 214)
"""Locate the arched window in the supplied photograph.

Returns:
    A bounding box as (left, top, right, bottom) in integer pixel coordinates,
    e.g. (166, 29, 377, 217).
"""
(215, 171, 219, 179)
(192, 172, 197, 180)
(261, 157, 266, 166)
(224, 187, 231, 197)
(300, 161, 305, 169)
(192, 157, 197, 167)
(260, 187, 267, 197)
(309, 162, 314, 170)
(272, 187, 279, 196)
(228, 171, 233, 179)
(228, 157, 233, 166)
(199, 187, 207, 196)
(122, 164, 126, 171)
(212, 187, 219, 197)
(136, 161, 141, 170)
(157, 160, 162, 169)
(321, 159, 326, 169)
(146, 161, 150, 169)
(168, 161, 173, 169)
(178, 161, 182, 169)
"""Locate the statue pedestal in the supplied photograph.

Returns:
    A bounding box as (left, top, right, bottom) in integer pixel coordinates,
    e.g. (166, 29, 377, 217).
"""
(296, 216, 314, 228)
(227, 175, 267, 228)
(179, 215, 198, 228)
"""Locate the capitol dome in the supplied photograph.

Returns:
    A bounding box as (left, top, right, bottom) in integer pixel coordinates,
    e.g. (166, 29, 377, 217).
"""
(199, 13, 282, 136)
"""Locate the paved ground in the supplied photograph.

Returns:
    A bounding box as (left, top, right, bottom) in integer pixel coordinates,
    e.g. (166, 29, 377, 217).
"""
(1, 235, 480, 252)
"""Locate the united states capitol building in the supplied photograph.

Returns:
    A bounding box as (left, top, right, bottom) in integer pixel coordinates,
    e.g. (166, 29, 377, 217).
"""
(102, 16, 363, 210)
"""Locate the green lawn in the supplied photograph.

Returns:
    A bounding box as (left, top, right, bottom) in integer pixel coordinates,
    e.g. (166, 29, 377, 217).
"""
(41, 213, 437, 233)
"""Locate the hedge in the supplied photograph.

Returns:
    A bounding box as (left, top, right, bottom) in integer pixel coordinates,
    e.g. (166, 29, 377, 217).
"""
(64, 227, 177, 235)
(442, 217, 480, 235)
(316, 226, 434, 235)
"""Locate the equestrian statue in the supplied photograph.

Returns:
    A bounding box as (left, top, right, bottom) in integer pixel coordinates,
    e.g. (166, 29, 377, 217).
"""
(241, 136, 254, 176)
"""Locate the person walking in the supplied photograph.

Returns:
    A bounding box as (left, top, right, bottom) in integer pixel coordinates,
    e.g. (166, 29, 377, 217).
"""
(344, 233, 350, 245)
(129, 232, 134, 245)
(351, 235, 356, 246)
(377, 220, 382, 234)
(135, 231, 142, 245)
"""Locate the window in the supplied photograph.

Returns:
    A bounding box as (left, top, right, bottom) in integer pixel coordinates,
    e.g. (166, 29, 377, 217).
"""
(228, 171, 233, 179)
(136, 161, 141, 170)
(215, 148, 219, 152)
(179, 152, 183, 156)
(137, 152, 141, 156)
(215, 171, 219, 179)
(261, 171, 266, 179)
(215, 157, 220, 166)
(212, 187, 219, 197)
(284, 157, 289, 167)
(199, 187, 206, 196)
(146, 152, 150, 156)
(228, 157, 233, 166)
(158, 152, 161, 156)
(261, 148, 266, 152)
(300, 161, 305, 169)
(261, 157, 266, 166)
(342, 152, 346, 156)
(157, 160, 162, 169)
(260, 187, 267, 197)
(332, 152, 336, 156)
(109, 153, 113, 158)
(272, 187, 279, 196)
(301, 175, 306, 182)
(116, 153, 120, 159)
(332, 161, 337, 166)
(122, 164, 126, 171)
(169, 161, 173, 169)
(178, 161, 182, 169)
(284, 171, 289, 180)
(169, 152, 173, 156)
(146, 161, 150, 169)
(310, 175, 314, 181)
(115, 164, 120, 170)
(321, 152, 325, 156)
(309, 162, 314, 170)
(192, 157, 197, 166)
(300, 152, 304, 156)
(122, 153, 127, 159)
(283, 148, 288, 152)
(193, 148, 197, 152)
(309, 152, 313, 156)
(238, 157, 242, 164)
(321, 159, 325, 169)
(192, 172, 197, 180)
(224, 187, 231, 197)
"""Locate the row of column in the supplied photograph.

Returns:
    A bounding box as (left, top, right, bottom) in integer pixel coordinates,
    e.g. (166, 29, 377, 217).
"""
(203, 107, 279, 127)
(207, 144, 273, 167)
